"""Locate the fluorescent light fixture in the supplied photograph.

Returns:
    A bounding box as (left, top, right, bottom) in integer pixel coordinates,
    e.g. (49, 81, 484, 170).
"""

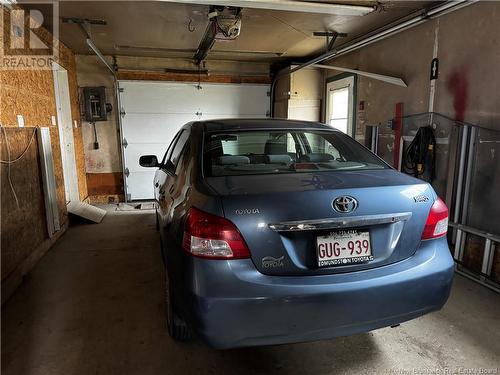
(159, 0, 374, 16)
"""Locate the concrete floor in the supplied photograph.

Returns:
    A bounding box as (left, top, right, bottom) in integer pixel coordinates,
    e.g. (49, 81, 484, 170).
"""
(2, 206, 499, 375)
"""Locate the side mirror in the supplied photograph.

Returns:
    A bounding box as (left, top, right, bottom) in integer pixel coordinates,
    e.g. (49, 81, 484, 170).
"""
(139, 155, 159, 168)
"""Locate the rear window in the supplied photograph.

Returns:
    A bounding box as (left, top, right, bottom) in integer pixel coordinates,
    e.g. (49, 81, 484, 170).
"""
(203, 130, 388, 177)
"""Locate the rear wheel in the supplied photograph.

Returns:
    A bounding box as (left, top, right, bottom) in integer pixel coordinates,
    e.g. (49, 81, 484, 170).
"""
(165, 271, 192, 341)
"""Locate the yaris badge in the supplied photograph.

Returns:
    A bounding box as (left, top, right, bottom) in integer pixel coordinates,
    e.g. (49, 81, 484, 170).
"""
(333, 196, 358, 213)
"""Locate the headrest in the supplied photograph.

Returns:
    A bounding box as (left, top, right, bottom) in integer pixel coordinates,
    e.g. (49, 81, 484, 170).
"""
(300, 153, 335, 162)
(217, 155, 250, 165)
(266, 154, 293, 164)
(264, 139, 287, 155)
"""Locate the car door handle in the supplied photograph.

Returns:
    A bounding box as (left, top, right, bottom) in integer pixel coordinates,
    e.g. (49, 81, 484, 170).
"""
(169, 185, 175, 194)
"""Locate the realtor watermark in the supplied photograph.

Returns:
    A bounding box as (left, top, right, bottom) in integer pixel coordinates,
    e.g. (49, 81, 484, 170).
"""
(1, 1, 59, 70)
(389, 367, 498, 375)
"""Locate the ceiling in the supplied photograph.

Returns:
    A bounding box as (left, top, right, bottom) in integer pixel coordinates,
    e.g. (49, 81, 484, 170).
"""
(54, 1, 438, 62)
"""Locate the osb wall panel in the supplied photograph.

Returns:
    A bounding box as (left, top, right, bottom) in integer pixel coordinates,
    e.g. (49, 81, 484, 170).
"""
(0, 70, 56, 126)
(0, 5, 87, 201)
(0, 6, 86, 287)
(0, 71, 67, 229)
(0, 128, 47, 280)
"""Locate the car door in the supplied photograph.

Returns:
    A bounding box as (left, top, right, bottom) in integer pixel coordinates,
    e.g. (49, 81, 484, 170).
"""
(157, 129, 190, 227)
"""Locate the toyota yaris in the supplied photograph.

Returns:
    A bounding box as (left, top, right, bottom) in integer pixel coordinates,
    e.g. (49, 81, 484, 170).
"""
(139, 119, 454, 349)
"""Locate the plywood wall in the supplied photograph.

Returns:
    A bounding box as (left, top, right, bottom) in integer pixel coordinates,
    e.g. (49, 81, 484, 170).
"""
(0, 5, 87, 301)
(0, 129, 47, 279)
(0, 7, 88, 201)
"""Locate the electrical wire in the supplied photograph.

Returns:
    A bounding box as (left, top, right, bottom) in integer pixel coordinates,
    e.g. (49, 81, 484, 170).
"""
(0, 126, 37, 164)
(0, 125, 36, 209)
(403, 126, 436, 182)
(92, 122, 99, 149)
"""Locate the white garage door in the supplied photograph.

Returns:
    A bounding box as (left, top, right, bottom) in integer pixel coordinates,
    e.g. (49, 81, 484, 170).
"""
(118, 80, 270, 201)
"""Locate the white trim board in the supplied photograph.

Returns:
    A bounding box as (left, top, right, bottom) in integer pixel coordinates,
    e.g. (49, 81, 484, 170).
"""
(52, 63, 80, 204)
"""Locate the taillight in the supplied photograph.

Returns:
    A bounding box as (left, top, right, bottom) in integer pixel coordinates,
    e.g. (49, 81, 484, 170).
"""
(182, 207, 250, 259)
(421, 197, 448, 240)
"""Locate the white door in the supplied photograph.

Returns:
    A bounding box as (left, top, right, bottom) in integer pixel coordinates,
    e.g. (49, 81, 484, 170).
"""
(53, 63, 79, 203)
(118, 81, 270, 201)
(326, 76, 355, 136)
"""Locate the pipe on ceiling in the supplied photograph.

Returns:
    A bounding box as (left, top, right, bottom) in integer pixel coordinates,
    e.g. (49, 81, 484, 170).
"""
(269, 0, 479, 117)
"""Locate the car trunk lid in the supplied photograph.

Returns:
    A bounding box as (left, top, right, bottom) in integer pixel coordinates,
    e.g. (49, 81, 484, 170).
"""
(206, 169, 435, 276)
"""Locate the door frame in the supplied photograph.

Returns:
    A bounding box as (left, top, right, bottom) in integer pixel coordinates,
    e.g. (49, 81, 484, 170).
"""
(52, 62, 79, 203)
(116, 80, 128, 201)
(325, 73, 357, 137)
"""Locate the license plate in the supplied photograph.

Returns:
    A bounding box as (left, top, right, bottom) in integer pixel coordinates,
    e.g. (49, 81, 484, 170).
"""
(317, 230, 373, 267)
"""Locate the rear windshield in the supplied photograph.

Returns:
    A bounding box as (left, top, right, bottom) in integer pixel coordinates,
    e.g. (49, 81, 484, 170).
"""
(203, 130, 388, 177)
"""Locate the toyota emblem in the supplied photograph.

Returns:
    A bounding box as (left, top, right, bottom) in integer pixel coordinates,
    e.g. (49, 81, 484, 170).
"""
(333, 196, 358, 213)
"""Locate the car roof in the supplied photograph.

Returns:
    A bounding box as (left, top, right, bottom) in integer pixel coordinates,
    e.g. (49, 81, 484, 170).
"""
(186, 118, 336, 132)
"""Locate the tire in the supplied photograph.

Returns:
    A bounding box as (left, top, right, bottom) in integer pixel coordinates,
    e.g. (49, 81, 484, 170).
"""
(165, 271, 192, 341)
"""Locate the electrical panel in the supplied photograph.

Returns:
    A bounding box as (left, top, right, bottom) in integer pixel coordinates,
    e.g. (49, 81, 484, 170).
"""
(83, 87, 108, 122)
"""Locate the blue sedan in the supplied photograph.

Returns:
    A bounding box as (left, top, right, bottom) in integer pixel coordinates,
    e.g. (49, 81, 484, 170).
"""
(139, 119, 454, 349)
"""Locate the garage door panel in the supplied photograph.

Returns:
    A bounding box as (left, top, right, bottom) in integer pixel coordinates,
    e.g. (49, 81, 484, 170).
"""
(122, 113, 197, 144)
(125, 171, 156, 201)
(120, 82, 203, 114)
(124, 143, 168, 173)
(200, 85, 269, 115)
(119, 80, 270, 201)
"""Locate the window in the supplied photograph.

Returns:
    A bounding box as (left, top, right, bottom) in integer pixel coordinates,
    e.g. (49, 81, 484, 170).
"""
(175, 142, 190, 175)
(161, 131, 181, 165)
(305, 133, 341, 160)
(328, 87, 349, 132)
(326, 76, 355, 136)
(169, 130, 190, 169)
(203, 129, 387, 177)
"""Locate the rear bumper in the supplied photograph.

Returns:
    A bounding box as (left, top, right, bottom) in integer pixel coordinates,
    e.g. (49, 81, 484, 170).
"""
(181, 238, 454, 349)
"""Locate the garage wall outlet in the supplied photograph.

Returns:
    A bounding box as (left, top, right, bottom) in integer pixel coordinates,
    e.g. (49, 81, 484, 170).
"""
(17, 114, 24, 127)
